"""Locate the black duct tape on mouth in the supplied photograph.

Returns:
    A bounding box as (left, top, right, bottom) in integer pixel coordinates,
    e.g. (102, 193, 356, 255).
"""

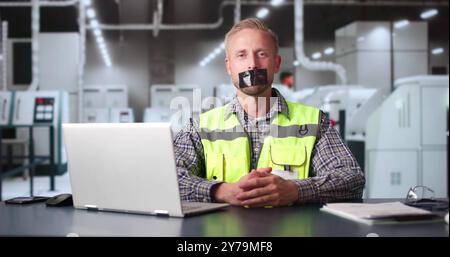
(238, 69, 268, 88)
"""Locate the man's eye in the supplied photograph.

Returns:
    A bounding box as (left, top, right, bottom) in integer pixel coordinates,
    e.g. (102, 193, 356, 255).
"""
(237, 53, 245, 58)
(258, 52, 268, 57)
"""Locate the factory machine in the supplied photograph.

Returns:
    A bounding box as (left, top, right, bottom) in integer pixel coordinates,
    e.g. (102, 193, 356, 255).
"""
(0, 90, 69, 199)
(82, 84, 134, 123)
(299, 85, 385, 169)
(11, 90, 69, 176)
(145, 84, 200, 133)
(365, 75, 449, 198)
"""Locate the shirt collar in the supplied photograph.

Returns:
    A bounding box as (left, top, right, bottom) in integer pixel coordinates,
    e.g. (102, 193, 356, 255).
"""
(224, 87, 290, 121)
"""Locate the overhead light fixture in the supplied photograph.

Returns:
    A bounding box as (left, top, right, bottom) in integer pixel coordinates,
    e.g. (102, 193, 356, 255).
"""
(86, 8, 96, 19)
(90, 19, 99, 28)
(82, 0, 92, 6)
(256, 8, 269, 19)
(324, 47, 334, 55)
(213, 47, 222, 55)
(394, 19, 409, 29)
(87, 7, 111, 67)
(293, 60, 300, 66)
(270, 0, 284, 7)
(199, 42, 225, 67)
(93, 29, 102, 37)
(431, 47, 444, 55)
(312, 52, 322, 60)
(96, 36, 104, 44)
(421, 9, 438, 20)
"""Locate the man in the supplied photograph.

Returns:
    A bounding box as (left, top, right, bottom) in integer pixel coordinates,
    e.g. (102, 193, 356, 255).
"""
(279, 71, 294, 90)
(274, 71, 295, 102)
(174, 18, 364, 207)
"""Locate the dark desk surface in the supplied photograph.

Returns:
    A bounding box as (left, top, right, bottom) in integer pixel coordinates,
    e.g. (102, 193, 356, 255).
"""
(0, 199, 448, 237)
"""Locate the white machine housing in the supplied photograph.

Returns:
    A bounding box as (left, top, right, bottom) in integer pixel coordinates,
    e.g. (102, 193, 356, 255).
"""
(82, 84, 128, 123)
(11, 90, 69, 174)
(150, 84, 201, 132)
(0, 91, 12, 125)
(365, 75, 449, 198)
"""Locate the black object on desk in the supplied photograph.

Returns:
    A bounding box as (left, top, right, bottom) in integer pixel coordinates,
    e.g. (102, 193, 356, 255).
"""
(5, 196, 50, 204)
(45, 193, 73, 207)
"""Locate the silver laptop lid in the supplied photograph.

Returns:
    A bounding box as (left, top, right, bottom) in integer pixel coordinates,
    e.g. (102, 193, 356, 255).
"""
(63, 123, 184, 217)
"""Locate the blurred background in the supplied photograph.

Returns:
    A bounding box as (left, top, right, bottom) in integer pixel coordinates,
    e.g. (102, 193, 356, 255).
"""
(0, 0, 448, 201)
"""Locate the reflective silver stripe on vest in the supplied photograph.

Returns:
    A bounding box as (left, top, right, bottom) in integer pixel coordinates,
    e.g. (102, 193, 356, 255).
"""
(199, 128, 248, 141)
(199, 124, 318, 142)
(268, 124, 318, 138)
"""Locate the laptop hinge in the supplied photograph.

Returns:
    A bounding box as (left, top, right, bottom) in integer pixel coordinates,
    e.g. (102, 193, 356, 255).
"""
(85, 205, 98, 211)
(154, 210, 169, 217)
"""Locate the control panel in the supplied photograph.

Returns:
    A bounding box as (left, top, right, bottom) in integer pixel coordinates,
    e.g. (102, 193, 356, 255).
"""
(34, 97, 55, 123)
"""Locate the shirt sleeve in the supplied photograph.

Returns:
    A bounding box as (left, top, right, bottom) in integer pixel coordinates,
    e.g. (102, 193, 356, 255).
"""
(173, 119, 223, 202)
(292, 111, 366, 203)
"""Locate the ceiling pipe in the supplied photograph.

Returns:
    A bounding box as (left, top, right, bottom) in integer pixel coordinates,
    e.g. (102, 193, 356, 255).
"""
(234, 0, 241, 24)
(295, 0, 347, 85)
(152, 0, 163, 37)
(28, 0, 40, 91)
(1, 22, 7, 91)
(78, 0, 86, 123)
(0, 0, 79, 7)
(83, 0, 447, 32)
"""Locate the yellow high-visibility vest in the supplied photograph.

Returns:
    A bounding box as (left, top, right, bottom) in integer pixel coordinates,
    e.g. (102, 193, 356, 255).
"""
(199, 101, 320, 183)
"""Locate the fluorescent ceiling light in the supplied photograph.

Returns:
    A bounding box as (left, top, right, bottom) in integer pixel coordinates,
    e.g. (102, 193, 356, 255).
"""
(86, 8, 96, 19)
(93, 29, 101, 37)
(421, 9, 438, 19)
(82, 0, 92, 6)
(90, 19, 99, 28)
(312, 52, 322, 60)
(214, 48, 222, 55)
(431, 47, 444, 55)
(96, 36, 104, 44)
(256, 8, 269, 19)
(324, 47, 334, 55)
(394, 20, 409, 29)
(270, 0, 284, 7)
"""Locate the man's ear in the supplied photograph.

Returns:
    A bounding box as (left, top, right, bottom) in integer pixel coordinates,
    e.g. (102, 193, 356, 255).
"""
(225, 57, 232, 75)
(274, 55, 282, 73)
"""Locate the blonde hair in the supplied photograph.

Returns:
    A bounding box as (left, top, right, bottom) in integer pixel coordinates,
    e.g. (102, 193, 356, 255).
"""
(224, 18, 279, 56)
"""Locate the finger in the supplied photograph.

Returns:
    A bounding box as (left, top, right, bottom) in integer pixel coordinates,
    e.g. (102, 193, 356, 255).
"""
(238, 176, 273, 190)
(241, 194, 275, 208)
(236, 186, 273, 201)
(255, 167, 272, 174)
(248, 169, 261, 179)
(253, 171, 271, 178)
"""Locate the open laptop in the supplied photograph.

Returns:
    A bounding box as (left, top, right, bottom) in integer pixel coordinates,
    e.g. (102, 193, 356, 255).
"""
(62, 123, 229, 217)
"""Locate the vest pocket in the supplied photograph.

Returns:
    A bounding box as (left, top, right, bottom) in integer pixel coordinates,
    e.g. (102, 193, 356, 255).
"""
(206, 153, 224, 181)
(269, 144, 307, 179)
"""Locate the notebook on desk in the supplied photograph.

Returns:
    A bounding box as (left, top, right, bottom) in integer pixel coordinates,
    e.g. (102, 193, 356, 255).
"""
(63, 123, 229, 218)
(321, 201, 442, 225)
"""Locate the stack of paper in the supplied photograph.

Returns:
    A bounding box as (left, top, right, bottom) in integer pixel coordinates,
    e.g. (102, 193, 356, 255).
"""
(320, 201, 440, 225)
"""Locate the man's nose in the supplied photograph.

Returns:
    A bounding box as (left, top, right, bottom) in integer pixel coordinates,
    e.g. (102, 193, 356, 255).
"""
(247, 54, 259, 70)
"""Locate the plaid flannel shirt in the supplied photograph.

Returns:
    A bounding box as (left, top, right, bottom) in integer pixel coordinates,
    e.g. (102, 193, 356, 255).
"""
(173, 88, 365, 203)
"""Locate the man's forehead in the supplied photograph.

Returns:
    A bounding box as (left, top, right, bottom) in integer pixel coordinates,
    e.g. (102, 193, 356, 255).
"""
(228, 29, 275, 49)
